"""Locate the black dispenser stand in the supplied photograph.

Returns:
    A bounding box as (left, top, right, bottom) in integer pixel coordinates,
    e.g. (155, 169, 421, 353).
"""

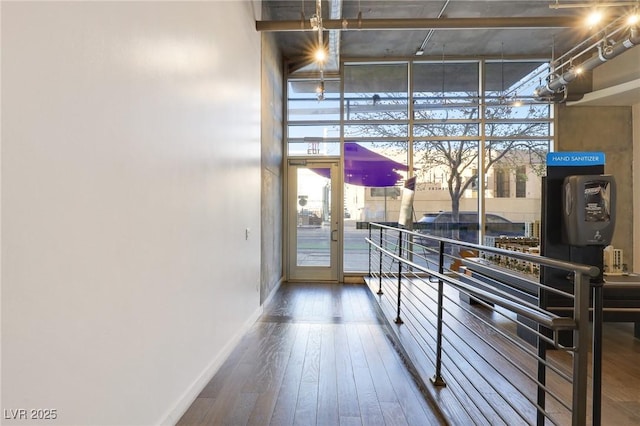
(540, 163, 605, 314)
(538, 161, 605, 426)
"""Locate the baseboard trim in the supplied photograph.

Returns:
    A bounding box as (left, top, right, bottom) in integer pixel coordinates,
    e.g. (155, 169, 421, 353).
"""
(261, 276, 284, 308)
(159, 303, 263, 425)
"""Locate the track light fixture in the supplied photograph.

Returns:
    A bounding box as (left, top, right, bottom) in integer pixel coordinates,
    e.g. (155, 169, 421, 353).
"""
(311, 0, 326, 101)
(310, 14, 321, 31)
(315, 68, 325, 101)
(533, 10, 640, 100)
(316, 80, 325, 101)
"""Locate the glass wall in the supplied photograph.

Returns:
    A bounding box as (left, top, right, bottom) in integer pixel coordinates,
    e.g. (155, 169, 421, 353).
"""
(412, 61, 481, 245)
(287, 78, 341, 156)
(483, 61, 550, 244)
(286, 59, 552, 273)
(342, 63, 409, 272)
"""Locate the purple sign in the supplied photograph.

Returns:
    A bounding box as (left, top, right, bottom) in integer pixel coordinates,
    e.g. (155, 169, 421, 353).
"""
(312, 142, 407, 187)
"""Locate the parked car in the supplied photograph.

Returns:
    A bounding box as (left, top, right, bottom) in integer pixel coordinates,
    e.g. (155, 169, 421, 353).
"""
(416, 211, 523, 245)
(418, 212, 440, 221)
(298, 211, 322, 226)
(308, 212, 322, 225)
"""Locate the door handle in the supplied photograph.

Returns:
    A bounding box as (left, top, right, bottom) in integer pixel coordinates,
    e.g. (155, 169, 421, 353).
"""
(331, 229, 338, 242)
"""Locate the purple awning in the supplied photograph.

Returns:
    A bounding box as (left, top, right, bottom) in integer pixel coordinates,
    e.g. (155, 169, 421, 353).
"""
(312, 142, 408, 187)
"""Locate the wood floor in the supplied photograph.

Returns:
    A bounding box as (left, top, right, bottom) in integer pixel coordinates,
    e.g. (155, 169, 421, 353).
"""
(178, 282, 640, 425)
(368, 276, 640, 425)
(177, 283, 446, 426)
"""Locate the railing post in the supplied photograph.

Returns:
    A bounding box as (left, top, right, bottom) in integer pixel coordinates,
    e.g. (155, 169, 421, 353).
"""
(395, 229, 403, 324)
(368, 223, 372, 279)
(431, 240, 446, 387)
(378, 226, 383, 295)
(571, 272, 589, 426)
(536, 316, 547, 426)
(592, 280, 604, 426)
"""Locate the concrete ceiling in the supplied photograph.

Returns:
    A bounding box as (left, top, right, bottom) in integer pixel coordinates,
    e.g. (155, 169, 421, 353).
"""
(260, 0, 634, 72)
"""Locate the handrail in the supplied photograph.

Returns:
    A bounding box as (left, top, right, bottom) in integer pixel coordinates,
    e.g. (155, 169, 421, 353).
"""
(365, 222, 603, 426)
(366, 237, 573, 332)
(371, 222, 599, 278)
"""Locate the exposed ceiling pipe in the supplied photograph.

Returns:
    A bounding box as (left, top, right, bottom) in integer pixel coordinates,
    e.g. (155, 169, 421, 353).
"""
(289, 0, 342, 74)
(415, 0, 451, 55)
(534, 26, 640, 99)
(324, 0, 342, 72)
(256, 16, 578, 32)
(550, 1, 640, 9)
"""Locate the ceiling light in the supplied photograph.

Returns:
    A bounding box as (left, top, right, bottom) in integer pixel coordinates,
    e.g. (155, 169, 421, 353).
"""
(415, 50, 424, 56)
(314, 47, 327, 63)
(586, 10, 604, 27)
(627, 12, 640, 26)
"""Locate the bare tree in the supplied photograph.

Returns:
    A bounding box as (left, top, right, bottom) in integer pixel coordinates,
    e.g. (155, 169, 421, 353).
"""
(347, 92, 549, 223)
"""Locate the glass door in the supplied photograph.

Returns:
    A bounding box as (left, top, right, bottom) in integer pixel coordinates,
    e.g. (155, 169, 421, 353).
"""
(287, 160, 340, 281)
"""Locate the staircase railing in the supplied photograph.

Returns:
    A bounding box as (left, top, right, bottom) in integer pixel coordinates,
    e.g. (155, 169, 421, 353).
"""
(366, 222, 601, 426)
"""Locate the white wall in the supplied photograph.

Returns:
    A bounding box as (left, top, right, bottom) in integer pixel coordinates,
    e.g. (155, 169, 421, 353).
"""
(1, 2, 262, 424)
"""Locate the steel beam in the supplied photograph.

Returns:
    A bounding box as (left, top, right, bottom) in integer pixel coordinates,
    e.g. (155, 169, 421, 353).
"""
(256, 16, 579, 32)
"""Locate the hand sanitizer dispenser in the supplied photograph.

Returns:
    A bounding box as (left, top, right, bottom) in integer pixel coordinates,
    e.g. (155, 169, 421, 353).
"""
(562, 175, 616, 246)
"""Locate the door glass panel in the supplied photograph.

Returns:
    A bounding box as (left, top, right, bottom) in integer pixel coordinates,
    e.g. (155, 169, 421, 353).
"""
(296, 167, 332, 267)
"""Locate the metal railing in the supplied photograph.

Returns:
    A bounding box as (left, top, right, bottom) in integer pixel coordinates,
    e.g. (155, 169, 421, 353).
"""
(366, 222, 602, 426)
